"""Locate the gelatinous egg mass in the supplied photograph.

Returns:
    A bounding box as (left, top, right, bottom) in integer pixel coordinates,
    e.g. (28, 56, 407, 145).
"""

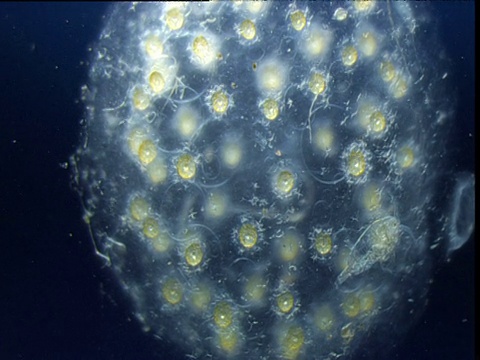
(71, 2, 474, 360)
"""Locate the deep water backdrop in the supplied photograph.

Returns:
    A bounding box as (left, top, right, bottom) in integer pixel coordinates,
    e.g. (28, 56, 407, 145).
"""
(0, 2, 474, 359)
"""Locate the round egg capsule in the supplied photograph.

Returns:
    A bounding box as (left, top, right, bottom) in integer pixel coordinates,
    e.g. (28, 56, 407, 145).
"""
(239, 223, 258, 249)
(211, 89, 229, 114)
(174, 106, 199, 139)
(162, 278, 183, 305)
(309, 72, 327, 95)
(165, 6, 185, 31)
(276, 170, 295, 195)
(190, 283, 212, 313)
(276, 291, 295, 314)
(342, 46, 358, 67)
(256, 58, 288, 94)
(262, 98, 280, 121)
(239, 19, 256, 40)
(144, 34, 164, 59)
(130, 196, 149, 222)
(213, 301, 234, 329)
(191, 33, 220, 70)
(348, 150, 366, 177)
(343, 142, 370, 182)
(314, 231, 333, 256)
(277, 231, 302, 262)
(222, 141, 243, 169)
(279, 325, 305, 360)
(314, 304, 335, 333)
(185, 242, 204, 267)
(301, 25, 332, 60)
(397, 145, 415, 169)
(217, 327, 241, 354)
(132, 87, 150, 111)
(290, 10, 307, 31)
(148, 71, 165, 94)
(138, 140, 157, 166)
(176, 154, 196, 180)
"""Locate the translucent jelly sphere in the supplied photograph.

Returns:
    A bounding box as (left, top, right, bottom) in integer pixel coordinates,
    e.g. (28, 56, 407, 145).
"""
(71, 2, 474, 359)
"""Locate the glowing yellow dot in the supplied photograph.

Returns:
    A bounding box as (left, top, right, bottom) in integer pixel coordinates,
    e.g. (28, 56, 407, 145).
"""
(165, 8, 184, 31)
(239, 19, 256, 40)
(392, 76, 408, 98)
(245, 0, 268, 14)
(213, 301, 234, 328)
(146, 158, 168, 184)
(370, 111, 386, 133)
(127, 128, 147, 155)
(175, 106, 198, 138)
(143, 219, 170, 252)
(358, 291, 375, 313)
(244, 275, 266, 303)
(144, 35, 163, 59)
(279, 232, 300, 262)
(358, 32, 377, 57)
(315, 304, 335, 332)
(336, 248, 351, 273)
(347, 149, 366, 177)
(342, 294, 361, 318)
(276, 170, 295, 195)
(162, 278, 183, 305)
(239, 223, 258, 249)
(193, 35, 208, 55)
(143, 217, 160, 239)
(354, 0, 375, 13)
(218, 327, 239, 353)
(206, 192, 227, 219)
(362, 184, 381, 212)
(357, 103, 376, 129)
(130, 197, 149, 222)
(193, 35, 216, 67)
(138, 140, 157, 165)
(262, 98, 279, 121)
(191, 284, 211, 312)
(304, 27, 331, 58)
(277, 291, 294, 313)
(397, 146, 415, 169)
(309, 73, 326, 95)
(149, 71, 165, 94)
(185, 243, 203, 267)
(380, 61, 396, 82)
(211, 90, 229, 114)
(281, 326, 305, 360)
(315, 232, 332, 256)
(132, 88, 150, 111)
(222, 142, 242, 168)
(151, 232, 170, 253)
(315, 127, 334, 153)
(342, 46, 358, 67)
(290, 10, 306, 31)
(176, 154, 196, 180)
(258, 60, 286, 93)
(333, 7, 348, 21)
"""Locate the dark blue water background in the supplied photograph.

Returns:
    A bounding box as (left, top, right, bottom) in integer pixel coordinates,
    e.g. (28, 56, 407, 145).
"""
(0, 2, 474, 359)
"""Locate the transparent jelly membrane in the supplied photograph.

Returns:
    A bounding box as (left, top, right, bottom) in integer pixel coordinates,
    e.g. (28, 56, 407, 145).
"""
(71, 1, 474, 359)
(336, 216, 401, 286)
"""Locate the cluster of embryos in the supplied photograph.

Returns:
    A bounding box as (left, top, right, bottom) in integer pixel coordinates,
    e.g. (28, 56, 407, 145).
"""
(72, 1, 475, 359)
